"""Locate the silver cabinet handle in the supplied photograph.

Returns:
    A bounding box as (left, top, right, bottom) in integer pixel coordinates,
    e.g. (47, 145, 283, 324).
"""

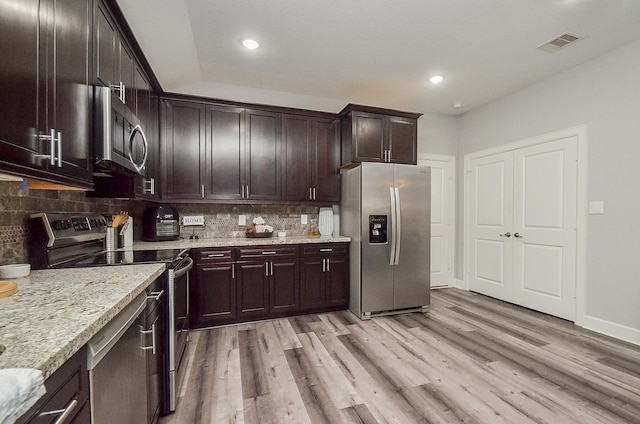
(147, 289, 164, 301)
(39, 398, 78, 424)
(261, 251, 277, 255)
(327, 259, 330, 272)
(144, 178, 155, 194)
(232, 263, 235, 279)
(242, 185, 245, 199)
(514, 232, 523, 239)
(208, 253, 224, 258)
(56, 131, 62, 167)
(270, 262, 273, 276)
(246, 185, 249, 198)
(141, 323, 156, 354)
(36, 129, 57, 165)
(265, 263, 269, 277)
(309, 187, 313, 200)
(201, 184, 205, 198)
(322, 258, 326, 272)
(313, 187, 316, 200)
(319, 248, 332, 252)
(499, 232, 511, 237)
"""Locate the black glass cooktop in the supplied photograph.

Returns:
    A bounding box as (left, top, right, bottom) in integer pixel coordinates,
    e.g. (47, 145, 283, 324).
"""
(64, 249, 186, 267)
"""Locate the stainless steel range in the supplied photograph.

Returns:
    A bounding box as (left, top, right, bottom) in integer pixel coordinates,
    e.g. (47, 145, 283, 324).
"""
(29, 212, 192, 415)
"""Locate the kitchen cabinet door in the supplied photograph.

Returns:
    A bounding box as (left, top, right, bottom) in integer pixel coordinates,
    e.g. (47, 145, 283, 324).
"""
(245, 109, 281, 201)
(0, 0, 42, 173)
(236, 261, 270, 319)
(281, 115, 340, 202)
(94, 2, 117, 88)
(313, 118, 341, 202)
(300, 257, 325, 309)
(281, 114, 312, 201)
(205, 105, 244, 200)
(340, 104, 421, 166)
(387, 116, 417, 164)
(270, 259, 299, 314)
(326, 255, 349, 307)
(0, 0, 92, 188)
(299, 243, 349, 312)
(45, 0, 93, 184)
(192, 262, 236, 326)
(162, 99, 206, 200)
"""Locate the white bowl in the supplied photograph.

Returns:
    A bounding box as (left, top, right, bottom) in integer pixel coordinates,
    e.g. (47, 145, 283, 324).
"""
(0, 264, 31, 279)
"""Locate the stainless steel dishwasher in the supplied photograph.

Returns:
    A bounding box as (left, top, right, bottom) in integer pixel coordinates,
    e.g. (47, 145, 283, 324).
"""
(87, 293, 148, 424)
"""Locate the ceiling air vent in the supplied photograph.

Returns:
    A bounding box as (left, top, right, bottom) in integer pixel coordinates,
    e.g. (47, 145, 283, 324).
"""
(537, 32, 583, 53)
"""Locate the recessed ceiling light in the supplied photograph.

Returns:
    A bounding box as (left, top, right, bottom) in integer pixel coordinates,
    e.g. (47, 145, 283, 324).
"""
(428, 75, 444, 84)
(242, 39, 260, 50)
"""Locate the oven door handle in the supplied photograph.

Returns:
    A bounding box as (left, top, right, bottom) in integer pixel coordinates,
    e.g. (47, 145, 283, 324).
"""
(174, 256, 193, 278)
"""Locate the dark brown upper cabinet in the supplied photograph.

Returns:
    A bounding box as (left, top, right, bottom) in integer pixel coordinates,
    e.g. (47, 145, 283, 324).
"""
(162, 99, 206, 200)
(340, 104, 422, 166)
(0, 0, 93, 188)
(281, 114, 340, 203)
(204, 105, 281, 202)
(95, 1, 136, 108)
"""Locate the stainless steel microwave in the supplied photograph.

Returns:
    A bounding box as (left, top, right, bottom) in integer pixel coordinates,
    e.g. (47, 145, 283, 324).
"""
(94, 86, 148, 176)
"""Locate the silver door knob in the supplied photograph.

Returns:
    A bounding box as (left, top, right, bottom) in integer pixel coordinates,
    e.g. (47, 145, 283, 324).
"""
(499, 232, 511, 237)
(514, 232, 523, 238)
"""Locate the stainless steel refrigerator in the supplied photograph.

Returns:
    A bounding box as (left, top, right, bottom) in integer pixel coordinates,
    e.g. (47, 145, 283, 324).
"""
(341, 162, 431, 319)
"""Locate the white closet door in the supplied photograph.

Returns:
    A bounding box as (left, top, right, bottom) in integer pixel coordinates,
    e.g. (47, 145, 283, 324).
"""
(512, 137, 577, 320)
(420, 157, 453, 287)
(468, 152, 514, 301)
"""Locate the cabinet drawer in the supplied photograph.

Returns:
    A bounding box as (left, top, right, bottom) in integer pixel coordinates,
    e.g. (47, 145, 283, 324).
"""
(300, 243, 349, 257)
(18, 347, 89, 424)
(236, 245, 298, 260)
(196, 248, 235, 262)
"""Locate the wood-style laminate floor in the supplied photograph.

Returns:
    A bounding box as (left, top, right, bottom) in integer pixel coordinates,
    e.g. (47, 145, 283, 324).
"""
(160, 288, 640, 423)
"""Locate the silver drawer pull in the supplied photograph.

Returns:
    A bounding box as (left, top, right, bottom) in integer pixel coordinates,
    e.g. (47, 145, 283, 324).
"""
(261, 251, 277, 255)
(319, 248, 333, 252)
(146, 290, 164, 301)
(39, 398, 78, 424)
(208, 253, 225, 257)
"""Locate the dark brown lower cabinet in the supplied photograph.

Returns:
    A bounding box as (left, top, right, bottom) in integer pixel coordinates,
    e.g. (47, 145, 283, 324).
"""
(190, 243, 348, 328)
(190, 248, 236, 327)
(300, 243, 349, 312)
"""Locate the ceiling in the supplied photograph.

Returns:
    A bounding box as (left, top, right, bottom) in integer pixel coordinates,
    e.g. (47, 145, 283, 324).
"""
(116, 0, 640, 116)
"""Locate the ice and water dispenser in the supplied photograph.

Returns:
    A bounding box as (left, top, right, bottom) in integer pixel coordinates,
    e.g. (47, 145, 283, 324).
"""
(369, 215, 387, 244)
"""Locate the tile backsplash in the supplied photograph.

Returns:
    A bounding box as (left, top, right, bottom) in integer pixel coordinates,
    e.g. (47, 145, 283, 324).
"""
(0, 180, 337, 265)
(0, 182, 129, 265)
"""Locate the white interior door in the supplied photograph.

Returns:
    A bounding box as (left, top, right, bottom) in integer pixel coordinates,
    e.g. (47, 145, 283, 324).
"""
(512, 137, 577, 320)
(467, 137, 577, 321)
(468, 152, 514, 301)
(419, 155, 455, 287)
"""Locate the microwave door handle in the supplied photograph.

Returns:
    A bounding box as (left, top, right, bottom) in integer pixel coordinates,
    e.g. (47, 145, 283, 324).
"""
(129, 124, 148, 173)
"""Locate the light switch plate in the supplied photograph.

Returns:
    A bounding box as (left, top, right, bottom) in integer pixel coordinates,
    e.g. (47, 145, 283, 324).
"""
(589, 201, 604, 215)
(238, 215, 246, 226)
(183, 215, 205, 226)
(301, 214, 308, 225)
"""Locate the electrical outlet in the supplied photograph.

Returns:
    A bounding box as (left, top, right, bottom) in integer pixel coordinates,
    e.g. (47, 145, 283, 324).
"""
(183, 215, 205, 226)
(301, 214, 308, 225)
(238, 214, 246, 226)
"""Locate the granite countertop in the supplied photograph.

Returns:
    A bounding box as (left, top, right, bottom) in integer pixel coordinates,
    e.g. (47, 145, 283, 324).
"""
(133, 234, 350, 251)
(0, 263, 166, 379)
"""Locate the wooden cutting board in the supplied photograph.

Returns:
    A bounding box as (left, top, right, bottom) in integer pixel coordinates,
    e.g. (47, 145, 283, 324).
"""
(0, 281, 18, 298)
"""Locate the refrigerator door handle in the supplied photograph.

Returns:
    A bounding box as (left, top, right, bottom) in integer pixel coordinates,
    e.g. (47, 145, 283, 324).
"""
(394, 187, 401, 265)
(389, 187, 397, 265)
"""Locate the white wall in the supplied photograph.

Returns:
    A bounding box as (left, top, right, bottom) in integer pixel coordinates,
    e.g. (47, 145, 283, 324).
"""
(416, 112, 458, 156)
(455, 39, 640, 337)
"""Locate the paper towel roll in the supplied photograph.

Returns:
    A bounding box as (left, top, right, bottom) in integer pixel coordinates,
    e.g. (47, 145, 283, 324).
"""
(318, 208, 333, 236)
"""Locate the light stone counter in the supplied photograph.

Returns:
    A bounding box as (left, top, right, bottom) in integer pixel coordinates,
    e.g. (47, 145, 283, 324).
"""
(0, 263, 166, 379)
(133, 235, 350, 251)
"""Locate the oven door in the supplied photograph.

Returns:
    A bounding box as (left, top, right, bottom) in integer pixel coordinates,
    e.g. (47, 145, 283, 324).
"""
(167, 254, 193, 413)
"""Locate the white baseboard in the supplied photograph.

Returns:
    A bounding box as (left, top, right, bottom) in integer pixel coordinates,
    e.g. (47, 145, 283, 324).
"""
(582, 314, 640, 346)
(453, 279, 466, 290)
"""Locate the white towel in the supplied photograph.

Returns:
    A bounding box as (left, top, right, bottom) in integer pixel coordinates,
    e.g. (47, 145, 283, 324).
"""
(0, 368, 46, 424)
